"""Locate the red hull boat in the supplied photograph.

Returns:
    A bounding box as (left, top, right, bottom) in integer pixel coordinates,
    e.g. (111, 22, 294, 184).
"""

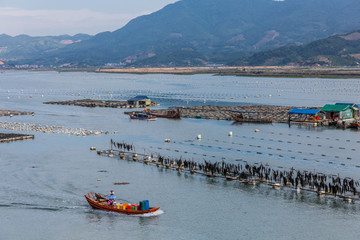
(84, 192, 160, 215)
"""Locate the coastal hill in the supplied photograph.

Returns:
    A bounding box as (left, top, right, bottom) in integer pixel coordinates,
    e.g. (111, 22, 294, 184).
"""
(232, 30, 360, 66)
(9, 0, 360, 67)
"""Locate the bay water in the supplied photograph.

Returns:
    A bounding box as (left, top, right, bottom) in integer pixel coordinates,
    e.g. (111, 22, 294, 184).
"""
(0, 71, 360, 240)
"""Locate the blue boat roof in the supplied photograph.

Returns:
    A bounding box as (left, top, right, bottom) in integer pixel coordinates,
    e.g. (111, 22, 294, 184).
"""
(288, 108, 321, 115)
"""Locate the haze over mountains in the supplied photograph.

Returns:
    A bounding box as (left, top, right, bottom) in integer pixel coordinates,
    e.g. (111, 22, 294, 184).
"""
(233, 30, 360, 66)
(0, 34, 91, 62)
(2, 0, 360, 67)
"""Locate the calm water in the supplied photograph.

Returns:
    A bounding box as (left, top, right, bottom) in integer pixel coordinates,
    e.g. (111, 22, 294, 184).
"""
(1, 71, 360, 240)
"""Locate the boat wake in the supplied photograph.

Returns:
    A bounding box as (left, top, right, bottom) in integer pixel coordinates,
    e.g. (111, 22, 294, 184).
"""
(134, 209, 164, 217)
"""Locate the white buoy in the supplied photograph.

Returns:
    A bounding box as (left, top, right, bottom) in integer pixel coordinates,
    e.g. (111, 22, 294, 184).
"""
(255, 129, 260, 132)
(272, 183, 281, 190)
(197, 134, 202, 140)
(228, 131, 233, 136)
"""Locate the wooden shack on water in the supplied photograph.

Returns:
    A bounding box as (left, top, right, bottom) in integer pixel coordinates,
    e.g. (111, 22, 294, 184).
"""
(127, 95, 152, 108)
(320, 104, 357, 126)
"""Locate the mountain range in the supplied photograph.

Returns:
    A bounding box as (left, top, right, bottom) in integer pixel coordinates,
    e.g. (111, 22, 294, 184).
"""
(232, 30, 360, 66)
(3, 0, 360, 67)
(0, 34, 91, 63)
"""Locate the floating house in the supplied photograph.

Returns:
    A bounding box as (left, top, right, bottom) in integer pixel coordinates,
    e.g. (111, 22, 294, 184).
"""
(320, 104, 357, 126)
(127, 95, 152, 108)
(335, 103, 359, 119)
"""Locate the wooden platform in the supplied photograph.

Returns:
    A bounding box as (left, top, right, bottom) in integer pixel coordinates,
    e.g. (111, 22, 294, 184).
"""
(0, 133, 34, 143)
(44, 99, 158, 109)
(0, 110, 34, 117)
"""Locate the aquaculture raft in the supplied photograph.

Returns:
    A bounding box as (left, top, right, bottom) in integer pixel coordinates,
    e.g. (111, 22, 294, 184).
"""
(0, 133, 34, 143)
(145, 108, 182, 119)
(84, 192, 160, 215)
(232, 111, 273, 123)
(96, 146, 360, 203)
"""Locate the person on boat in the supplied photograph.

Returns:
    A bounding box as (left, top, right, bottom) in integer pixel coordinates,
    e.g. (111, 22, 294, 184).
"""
(106, 190, 116, 205)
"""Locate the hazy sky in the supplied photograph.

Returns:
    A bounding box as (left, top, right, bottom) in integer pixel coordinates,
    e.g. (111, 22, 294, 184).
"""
(0, 0, 178, 36)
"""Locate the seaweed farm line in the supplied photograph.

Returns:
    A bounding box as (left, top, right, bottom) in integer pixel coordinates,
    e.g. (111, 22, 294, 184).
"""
(96, 148, 360, 203)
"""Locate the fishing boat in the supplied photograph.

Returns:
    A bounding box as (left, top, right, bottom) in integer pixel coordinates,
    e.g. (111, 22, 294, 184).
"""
(145, 108, 182, 118)
(128, 112, 157, 120)
(84, 192, 160, 215)
(349, 122, 360, 129)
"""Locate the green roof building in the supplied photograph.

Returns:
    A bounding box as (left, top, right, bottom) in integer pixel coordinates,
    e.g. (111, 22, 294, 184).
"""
(320, 104, 356, 120)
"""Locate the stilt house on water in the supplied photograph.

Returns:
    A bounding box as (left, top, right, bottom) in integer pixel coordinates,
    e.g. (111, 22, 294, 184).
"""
(335, 103, 360, 119)
(127, 96, 152, 108)
(320, 104, 358, 126)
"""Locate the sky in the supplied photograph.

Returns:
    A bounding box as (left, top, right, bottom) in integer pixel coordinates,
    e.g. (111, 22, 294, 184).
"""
(0, 0, 178, 36)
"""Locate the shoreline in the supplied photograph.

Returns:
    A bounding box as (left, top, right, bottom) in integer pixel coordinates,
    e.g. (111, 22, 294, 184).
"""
(3, 66, 360, 78)
(95, 66, 360, 78)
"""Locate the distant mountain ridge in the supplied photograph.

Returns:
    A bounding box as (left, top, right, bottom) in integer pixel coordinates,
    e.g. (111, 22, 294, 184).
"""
(9, 0, 360, 67)
(0, 34, 91, 62)
(233, 30, 360, 66)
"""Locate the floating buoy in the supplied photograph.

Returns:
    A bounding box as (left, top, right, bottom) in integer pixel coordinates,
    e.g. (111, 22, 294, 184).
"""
(272, 183, 281, 190)
(90, 146, 96, 151)
(197, 134, 202, 140)
(164, 139, 171, 143)
(254, 129, 260, 132)
(317, 190, 326, 196)
(228, 131, 233, 136)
